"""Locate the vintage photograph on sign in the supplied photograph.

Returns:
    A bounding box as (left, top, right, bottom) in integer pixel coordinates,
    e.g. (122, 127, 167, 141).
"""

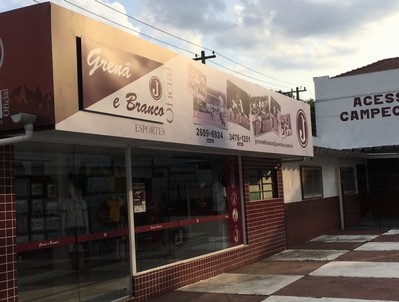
(226, 80, 250, 130)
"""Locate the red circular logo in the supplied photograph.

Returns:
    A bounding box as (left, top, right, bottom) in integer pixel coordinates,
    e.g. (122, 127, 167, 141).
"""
(296, 109, 308, 148)
(149, 76, 162, 100)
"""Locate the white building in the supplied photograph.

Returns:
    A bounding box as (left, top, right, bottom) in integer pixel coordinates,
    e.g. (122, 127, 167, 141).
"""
(282, 57, 399, 247)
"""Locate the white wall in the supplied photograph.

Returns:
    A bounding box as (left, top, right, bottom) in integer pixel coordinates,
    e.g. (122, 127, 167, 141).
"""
(282, 155, 365, 203)
(314, 69, 399, 149)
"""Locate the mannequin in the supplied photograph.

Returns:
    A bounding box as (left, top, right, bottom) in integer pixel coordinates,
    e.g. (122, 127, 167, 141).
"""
(212, 180, 227, 214)
(61, 183, 89, 269)
(61, 184, 89, 235)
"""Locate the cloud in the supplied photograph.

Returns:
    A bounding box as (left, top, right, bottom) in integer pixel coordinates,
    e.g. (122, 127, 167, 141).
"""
(138, 0, 236, 49)
(137, 0, 399, 54)
(236, 0, 399, 38)
(207, 0, 399, 91)
(3, 0, 398, 95)
(140, 0, 230, 31)
(52, 0, 140, 35)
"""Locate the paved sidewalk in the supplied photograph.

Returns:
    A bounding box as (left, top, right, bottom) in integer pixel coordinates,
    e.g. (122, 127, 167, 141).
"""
(148, 228, 399, 302)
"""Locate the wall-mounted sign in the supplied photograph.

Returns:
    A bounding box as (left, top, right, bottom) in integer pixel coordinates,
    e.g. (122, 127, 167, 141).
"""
(75, 31, 313, 157)
(315, 74, 399, 149)
(133, 183, 146, 213)
(0, 3, 313, 157)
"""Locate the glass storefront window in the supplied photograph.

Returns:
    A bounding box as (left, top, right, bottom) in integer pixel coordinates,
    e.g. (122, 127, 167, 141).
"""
(14, 142, 244, 297)
(131, 150, 243, 272)
(15, 142, 131, 302)
(248, 168, 278, 201)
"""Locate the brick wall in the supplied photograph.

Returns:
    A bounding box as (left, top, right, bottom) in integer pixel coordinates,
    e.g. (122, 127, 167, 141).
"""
(0, 145, 17, 302)
(285, 197, 340, 247)
(133, 156, 286, 301)
(242, 157, 286, 257)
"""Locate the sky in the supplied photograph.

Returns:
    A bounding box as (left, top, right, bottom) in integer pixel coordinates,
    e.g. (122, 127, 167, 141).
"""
(1, 0, 399, 100)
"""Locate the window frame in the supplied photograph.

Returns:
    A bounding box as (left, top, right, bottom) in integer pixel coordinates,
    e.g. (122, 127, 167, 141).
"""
(248, 168, 278, 201)
(300, 165, 323, 200)
(340, 167, 357, 194)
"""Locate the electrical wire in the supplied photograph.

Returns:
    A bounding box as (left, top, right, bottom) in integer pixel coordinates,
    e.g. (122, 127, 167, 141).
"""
(214, 52, 297, 86)
(209, 61, 290, 89)
(33, 0, 307, 92)
(42, 0, 309, 93)
(28, 0, 315, 99)
(93, 0, 303, 89)
(63, 0, 196, 56)
(94, 0, 213, 53)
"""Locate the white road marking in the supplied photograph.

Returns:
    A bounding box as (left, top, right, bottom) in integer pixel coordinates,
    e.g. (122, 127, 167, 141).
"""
(263, 296, 397, 302)
(268, 249, 347, 261)
(356, 242, 399, 251)
(311, 261, 399, 278)
(311, 235, 378, 242)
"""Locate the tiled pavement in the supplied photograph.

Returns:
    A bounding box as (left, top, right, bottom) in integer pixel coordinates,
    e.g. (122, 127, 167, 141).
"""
(148, 228, 399, 302)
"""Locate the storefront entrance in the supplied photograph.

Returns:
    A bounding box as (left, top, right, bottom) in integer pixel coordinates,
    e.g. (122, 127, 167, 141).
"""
(15, 143, 131, 302)
(359, 159, 399, 225)
(13, 141, 245, 301)
(130, 149, 243, 272)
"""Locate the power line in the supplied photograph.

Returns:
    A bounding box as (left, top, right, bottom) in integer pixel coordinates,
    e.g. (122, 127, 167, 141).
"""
(61, 0, 309, 94)
(59, 0, 303, 92)
(94, 0, 213, 53)
(209, 61, 290, 89)
(63, 0, 196, 56)
(214, 52, 298, 86)
(92, 0, 303, 88)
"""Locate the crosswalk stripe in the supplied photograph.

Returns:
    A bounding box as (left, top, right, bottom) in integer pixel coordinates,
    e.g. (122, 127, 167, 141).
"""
(310, 261, 399, 278)
(356, 242, 399, 251)
(263, 296, 398, 302)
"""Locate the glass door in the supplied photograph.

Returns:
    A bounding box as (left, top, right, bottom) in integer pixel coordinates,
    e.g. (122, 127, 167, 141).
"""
(16, 142, 131, 302)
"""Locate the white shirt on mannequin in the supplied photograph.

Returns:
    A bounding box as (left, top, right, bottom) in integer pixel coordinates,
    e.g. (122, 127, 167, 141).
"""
(61, 185, 89, 234)
(212, 181, 226, 213)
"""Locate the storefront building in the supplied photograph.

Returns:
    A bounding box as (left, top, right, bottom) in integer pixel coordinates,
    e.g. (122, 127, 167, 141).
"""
(0, 3, 312, 302)
(278, 58, 399, 249)
(282, 148, 366, 247)
(313, 58, 399, 225)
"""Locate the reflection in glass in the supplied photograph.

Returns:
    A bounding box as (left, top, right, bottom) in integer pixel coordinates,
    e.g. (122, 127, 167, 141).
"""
(132, 151, 238, 272)
(15, 142, 131, 302)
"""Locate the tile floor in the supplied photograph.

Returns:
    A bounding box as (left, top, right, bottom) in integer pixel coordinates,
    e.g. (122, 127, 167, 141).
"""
(149, 228, 399, 302)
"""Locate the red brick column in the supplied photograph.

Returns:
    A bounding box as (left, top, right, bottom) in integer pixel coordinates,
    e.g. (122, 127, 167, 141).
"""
(0, 145, 17, 302)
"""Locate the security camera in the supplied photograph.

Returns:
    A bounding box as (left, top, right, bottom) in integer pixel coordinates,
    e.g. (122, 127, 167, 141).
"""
(11, 113, 37, 124)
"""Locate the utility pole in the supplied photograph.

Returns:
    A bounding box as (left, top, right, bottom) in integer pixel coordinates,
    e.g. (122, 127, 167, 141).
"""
(294, 86, 306, 100)
(280, 87, 307, 100)
(193, 50, 216, 64)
